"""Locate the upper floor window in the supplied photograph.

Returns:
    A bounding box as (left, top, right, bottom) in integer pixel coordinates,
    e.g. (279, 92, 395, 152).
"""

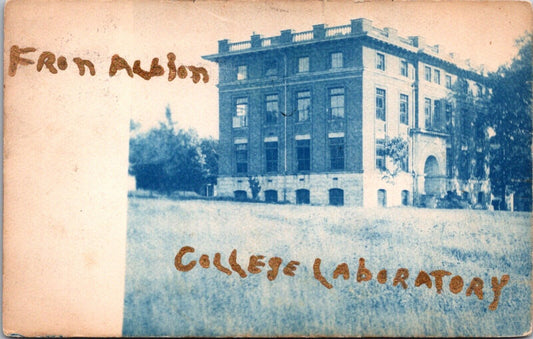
(434, 100, 442, 129)
(400, 94, 409, 125)
(400, 60, 408, 77)
(446, 148, 453, 177)
(237, 65, 247, 80)
(233, 97, 248, 128)
(376, 139, 386, 170)
(329, 137, 345, 170)
(296, 139, 311, 171)
(265, 141, 278, 173)
(297, 91, 311, 122)
(329, 88, 345, 119)
(445, 75, 452, 89)
(265, 59, 278, 76)
(434, 69, 441, 84)
(330, 52, 343, 69)
(265, 94, 278, 125)
(376, 88, 386, 121)
(235, 143, 248, 174)
(376, 53, 386, 71)
(445, 102, 453, 128)
(298, 57, 309, 73)
(424, 98, 432, 129)
(424, 66, 432, 82)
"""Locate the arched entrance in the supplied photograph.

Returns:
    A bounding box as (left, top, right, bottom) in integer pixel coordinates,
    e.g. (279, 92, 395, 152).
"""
(424, 156, 441, 195)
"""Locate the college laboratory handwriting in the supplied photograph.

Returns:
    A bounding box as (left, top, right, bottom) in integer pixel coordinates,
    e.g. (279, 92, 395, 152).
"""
(174, 246, 510, 311)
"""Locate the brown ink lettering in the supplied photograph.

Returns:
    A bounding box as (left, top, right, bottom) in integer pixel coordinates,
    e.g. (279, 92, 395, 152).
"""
(267, 257, 282, 281)
(377, 269, 387, 284)
(414, 270, 433, 289)
(247, 255, 266, 274)
(313, 258, 333, 289)
(333, 263, 350, 280)
(174, 246, 196, 272)
(449, 275, 464, 294)
(9, 45, 36, 76)
(57, 56, 68, 70)
(357, 258, 372, 282)
(187, 65, 209, 83)
(393, 268, 409, 289)
(488, 275, 510, 311)
(133, 58, 165, 80)
(228, 249, 247, 278)
(37, 52, 57, 74)
(177, 65, 188, 79)
(213, 252, 232, 275)
(167, 53, 177, 81)
(430, 270, 452, 294)
(199, 254, 210, 268)
(282, 260, 300, 277)
(466, 277, 484, 300)
(73, 57, 96, 76)
(109, 54, 133, 78)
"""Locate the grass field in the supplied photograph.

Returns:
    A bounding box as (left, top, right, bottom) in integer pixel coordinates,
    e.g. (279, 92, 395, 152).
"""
(123, 197, 531, 337)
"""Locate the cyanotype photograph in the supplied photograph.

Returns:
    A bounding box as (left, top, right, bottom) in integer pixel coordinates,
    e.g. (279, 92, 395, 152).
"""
(3, 0, 532, 337)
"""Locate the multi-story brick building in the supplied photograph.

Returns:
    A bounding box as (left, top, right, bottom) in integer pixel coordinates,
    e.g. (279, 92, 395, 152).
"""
(203, 18, 491, 207)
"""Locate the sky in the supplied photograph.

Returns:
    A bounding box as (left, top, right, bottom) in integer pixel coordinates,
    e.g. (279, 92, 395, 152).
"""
(126, 1, 532, 139)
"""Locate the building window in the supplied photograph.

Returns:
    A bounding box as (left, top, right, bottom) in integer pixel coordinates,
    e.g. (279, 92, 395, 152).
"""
(459, 151, 469, 180)
(237, 65, 247, 80)
(329, 188, 344, 206)
(424, 98, 432, 129)
(265, 141, 278, 173)
(264, 190, 278, 203)
(376, 139, 386, 170)
(234, 190, 247, 201)
(434, 100, 442, 129)
(265, 59, 277, 76)
(476, 152, 485, 179)
(330, 52, 343, 69)
(424, 66, 432, 82)
(298, 57, 309, 73)
(445, 75, 452, 89)
(297, 91, 310, 122)
(477, 192, 485, 205)
(296, 189, 310, 204)
(401, 190, 409, 206)
(445, 102, 453, 128)
(434, 69, 441, 84)
(329, 88, 345, 119)
(235, 143, 248, 174)
(296, 139, 311, 171)
(400, 60, 408, 77)
(376, 53, 385, 71)
(401, 153, 409, 172)
(400, 94, 409, 125)
(329, 137, 344, 170)
(233, 97, 248, 128)
(378, 189, 387, 207)
(265, 94, 278, 125)
(446, 148, 453, 177)
(376, 88, 386, 121)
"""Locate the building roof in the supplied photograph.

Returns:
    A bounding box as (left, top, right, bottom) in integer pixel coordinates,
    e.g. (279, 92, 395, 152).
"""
(202, 18, 485, 79)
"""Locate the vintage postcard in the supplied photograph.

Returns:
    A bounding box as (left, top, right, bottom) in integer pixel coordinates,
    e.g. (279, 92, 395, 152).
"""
(3, 0, 532, 337)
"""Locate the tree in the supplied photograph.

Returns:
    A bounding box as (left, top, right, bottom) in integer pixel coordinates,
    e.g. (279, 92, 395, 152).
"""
(381, 137, 409, 181)
(129, 108, 209, 194)
(200, 138, 218, 186)
(248, 176, 261, 200)
(488, 34, 532, 210)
